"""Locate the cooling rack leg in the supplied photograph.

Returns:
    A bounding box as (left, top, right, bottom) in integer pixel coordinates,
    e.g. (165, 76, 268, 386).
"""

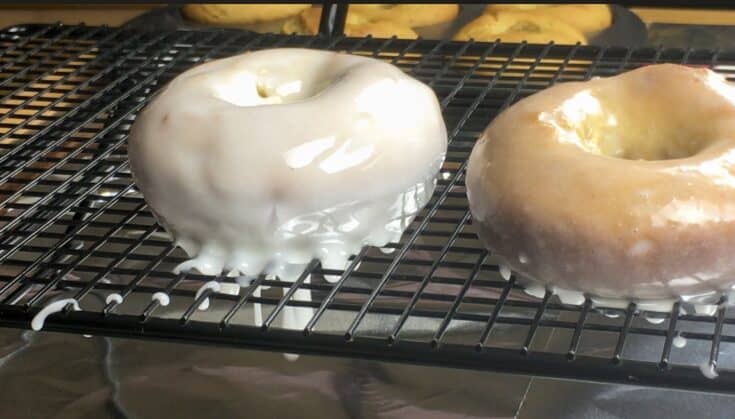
(318, 3, 349, 36)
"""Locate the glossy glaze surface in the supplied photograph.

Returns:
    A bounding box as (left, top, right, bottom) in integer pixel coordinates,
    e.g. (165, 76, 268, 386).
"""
(467, 64, 735, 305)
(128, 48, 447, 279)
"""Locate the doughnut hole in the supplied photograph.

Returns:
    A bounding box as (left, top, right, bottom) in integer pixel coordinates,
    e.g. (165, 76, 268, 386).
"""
(550, 77, 725, 161)
(210, 58, 337, 106)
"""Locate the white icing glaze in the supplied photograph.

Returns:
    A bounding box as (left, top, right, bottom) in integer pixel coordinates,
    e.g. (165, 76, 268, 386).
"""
(499, 264, 511, 281)
(253, 286, 263, 327)
(235, 276, 255, 287)
(128, 48, 447, 280)
(600, 309, 621, 319)
(693, 303, 718, 316)
(281, 274, 314, 362)
(518, 274, 698, 314)
(554, 287, 586, 306)
(635, 300, 678, 313)
(523, 285, 546, 299)
(151, 292, 170, 307)
(105, 293, 123, 305)
(195, 280, 221, 311)
(700, 362, 719, 379)
(643, 314, 665, 325)
(681, 290, 718, 304)
(219, 282, 240, 296)
(673, 333, 687, 348)
(31, 298, 80, 331)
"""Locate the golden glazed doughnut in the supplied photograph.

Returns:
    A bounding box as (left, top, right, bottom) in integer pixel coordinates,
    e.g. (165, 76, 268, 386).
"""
(485, 4, 612, 33)
(182, 4, 310, 25)
(282, 7, 418, 39)
(348, 4, 459, 27)
(466, 64, 735, 311)
(454, 12, 587, 45)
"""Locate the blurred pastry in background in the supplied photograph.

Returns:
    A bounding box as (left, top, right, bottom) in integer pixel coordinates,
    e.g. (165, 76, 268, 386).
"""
(348, 4, 459, 28)
(344, 21, 419, 39)
(182, 4, 310, 25)
(282, 6, 418, 39)
(454, 11, 587, 44)
(485, 4, 612, 34)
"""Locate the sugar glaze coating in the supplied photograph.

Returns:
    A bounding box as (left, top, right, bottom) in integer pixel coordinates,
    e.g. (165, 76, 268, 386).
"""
(128, 48, 447, 279)
(467, 64, 735, 310)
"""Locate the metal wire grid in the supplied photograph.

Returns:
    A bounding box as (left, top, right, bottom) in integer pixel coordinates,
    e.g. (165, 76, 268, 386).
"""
(2, 23, 735, 393)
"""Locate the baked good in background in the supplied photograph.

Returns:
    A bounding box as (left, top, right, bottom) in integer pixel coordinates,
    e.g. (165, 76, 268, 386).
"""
(454, 11, 587, 45)
(282, 6, 418, 39)
(182, 4, 310, 25)
(348, 4, 460, 28)
(484, 4, 612, 34)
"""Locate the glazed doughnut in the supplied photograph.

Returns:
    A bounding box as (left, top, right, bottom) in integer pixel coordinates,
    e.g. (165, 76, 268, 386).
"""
(454, 12, 587, 45)
(182, 4, 310, 25)
(485, 4, 612, 33)
(466, 64, 735, 309)
(282, 6, 419, 39)
(348, 4, 459, 27)
(128, 49, 447, 278)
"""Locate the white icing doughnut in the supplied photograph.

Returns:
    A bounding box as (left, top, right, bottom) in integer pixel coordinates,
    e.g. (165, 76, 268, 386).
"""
(129, 48, 447, 278)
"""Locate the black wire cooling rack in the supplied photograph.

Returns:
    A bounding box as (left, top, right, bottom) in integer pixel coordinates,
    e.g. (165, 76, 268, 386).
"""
(3, 23, 735, 394)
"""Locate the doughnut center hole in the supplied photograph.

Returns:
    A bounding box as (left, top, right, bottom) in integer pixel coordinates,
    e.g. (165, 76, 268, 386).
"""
(212, 69, 336, 107)
(256, 82, 271, 98)
(557, 90, 712, 161)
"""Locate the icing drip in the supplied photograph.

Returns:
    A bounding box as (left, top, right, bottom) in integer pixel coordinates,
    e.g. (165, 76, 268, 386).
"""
(152, 292, 170, 306)
(700, 362, 719, 379)
(499, 264, 511, 281)
(194, 281, 221, 311)
(31, 298, 80, 331)
(673, 333, 687, 348)
(105, 293, 123, 305)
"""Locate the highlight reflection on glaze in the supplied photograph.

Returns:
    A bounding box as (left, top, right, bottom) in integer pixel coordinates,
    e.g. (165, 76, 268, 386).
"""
(128, 48, 447, 280)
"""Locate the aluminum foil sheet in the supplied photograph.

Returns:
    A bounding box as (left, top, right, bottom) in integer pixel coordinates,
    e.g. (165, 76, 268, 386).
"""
(0, 327, 531, 419)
